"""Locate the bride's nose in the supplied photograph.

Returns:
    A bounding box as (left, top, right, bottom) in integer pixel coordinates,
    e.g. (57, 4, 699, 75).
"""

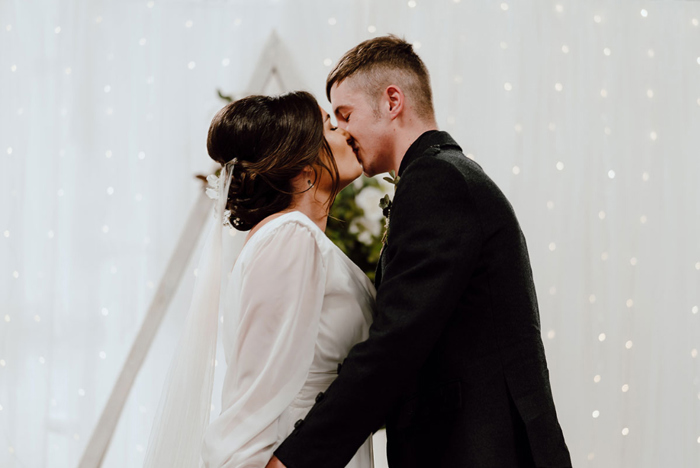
(335, 126, 352, 139)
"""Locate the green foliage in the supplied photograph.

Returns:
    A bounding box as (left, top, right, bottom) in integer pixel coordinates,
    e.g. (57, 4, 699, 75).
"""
(326, 178, 386, 282)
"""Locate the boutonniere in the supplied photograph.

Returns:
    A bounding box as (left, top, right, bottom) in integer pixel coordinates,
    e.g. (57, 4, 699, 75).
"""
(379, 170, 400, 245)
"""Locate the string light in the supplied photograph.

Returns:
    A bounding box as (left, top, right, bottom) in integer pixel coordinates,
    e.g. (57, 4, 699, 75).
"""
(328, 17, 337, 25)
(368, 25, 376, 33)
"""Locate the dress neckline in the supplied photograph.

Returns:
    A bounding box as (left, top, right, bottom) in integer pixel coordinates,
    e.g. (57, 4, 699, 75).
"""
(238, 210, 323, 257)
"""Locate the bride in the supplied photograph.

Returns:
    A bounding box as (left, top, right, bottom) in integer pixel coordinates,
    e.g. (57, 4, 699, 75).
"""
(143, 91, 375, 468)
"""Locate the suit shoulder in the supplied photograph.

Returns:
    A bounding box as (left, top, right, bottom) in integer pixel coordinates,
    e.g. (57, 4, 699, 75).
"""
(433, 148, 485, 178)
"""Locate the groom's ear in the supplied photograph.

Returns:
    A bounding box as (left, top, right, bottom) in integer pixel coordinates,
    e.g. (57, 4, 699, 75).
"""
(384, 85, 405, 120)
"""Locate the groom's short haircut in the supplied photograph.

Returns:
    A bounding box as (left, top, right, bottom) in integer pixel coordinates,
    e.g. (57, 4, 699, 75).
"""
(326, 35, 435, 121)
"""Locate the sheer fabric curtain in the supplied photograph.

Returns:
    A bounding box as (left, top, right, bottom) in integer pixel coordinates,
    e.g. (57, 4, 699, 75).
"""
(1, 1, 699, 467)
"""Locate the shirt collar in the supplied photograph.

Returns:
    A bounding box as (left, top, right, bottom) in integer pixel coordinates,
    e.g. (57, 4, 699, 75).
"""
(397, 130, 462, 176)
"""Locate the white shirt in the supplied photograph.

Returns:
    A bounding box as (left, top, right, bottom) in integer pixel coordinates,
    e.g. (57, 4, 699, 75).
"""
(201, 211, 376, 468)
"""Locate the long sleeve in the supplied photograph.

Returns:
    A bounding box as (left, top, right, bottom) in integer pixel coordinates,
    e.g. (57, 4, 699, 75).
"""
(201, 220, 327, 468)
(274, 156, 481, 467)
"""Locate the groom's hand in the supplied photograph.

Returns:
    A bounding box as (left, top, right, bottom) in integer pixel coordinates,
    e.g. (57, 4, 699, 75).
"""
(265, 456, 287, 468)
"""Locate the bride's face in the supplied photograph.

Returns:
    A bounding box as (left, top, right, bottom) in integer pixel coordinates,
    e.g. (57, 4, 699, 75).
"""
(319, 106, 363, 190)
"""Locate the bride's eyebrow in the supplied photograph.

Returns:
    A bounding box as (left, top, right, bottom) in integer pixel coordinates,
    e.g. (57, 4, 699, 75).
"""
(324, 114, 331, 123)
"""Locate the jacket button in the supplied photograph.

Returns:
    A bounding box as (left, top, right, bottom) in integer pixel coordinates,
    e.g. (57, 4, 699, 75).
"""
(294, 419, 303, 429)
(337, 363, 342, 374)
(315, 392, 324, 402)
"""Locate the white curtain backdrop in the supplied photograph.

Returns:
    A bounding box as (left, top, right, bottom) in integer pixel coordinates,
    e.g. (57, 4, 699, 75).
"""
(1, 0, 699, 467)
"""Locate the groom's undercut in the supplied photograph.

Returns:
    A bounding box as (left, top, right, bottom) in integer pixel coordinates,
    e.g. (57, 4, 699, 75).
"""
(326, 35, 435, 121)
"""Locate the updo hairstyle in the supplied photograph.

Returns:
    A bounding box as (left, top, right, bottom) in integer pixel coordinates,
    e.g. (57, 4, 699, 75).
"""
(207, 91, 339, 231)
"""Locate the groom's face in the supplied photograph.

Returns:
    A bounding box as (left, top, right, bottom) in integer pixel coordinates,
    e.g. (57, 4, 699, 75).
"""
(330, 79, 393, 177)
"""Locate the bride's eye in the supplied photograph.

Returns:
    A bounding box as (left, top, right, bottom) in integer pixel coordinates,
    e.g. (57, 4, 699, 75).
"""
(330, 126, 338, 131)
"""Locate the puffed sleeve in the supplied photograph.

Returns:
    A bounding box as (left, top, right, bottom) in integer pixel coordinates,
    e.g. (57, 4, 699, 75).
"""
(200, 220, 327, 468)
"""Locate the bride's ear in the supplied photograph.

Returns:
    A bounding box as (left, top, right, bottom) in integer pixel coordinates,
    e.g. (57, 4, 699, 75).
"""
(301, 165, 317, 185)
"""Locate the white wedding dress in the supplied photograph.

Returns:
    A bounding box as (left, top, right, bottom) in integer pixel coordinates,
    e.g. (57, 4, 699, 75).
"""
(200, 211, 376, 468)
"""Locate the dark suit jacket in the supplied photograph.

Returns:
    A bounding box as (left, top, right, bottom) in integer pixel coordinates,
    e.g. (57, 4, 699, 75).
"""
(275, 131, 571, 467)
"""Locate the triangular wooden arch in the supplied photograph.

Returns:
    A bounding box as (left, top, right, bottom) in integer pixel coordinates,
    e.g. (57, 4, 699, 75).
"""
(244, 30, 306, 95)
(78, 31, 304, 468)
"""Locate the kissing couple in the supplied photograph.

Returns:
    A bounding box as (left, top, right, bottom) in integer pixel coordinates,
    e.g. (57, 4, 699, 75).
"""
(144, 35, 572, 468)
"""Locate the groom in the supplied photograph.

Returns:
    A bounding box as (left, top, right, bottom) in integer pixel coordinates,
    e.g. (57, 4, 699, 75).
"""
(269, 35, 572, 467)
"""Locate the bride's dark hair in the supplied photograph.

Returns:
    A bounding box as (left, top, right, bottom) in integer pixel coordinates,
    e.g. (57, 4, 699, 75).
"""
(207, 91, 340, 231)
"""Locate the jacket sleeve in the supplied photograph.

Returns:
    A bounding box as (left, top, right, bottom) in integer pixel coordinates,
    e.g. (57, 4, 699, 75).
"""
(274, 156, 482, 467)
(200, 220, 327, 468)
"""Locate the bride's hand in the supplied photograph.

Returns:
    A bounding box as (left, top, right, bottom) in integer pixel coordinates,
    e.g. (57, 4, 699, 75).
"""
(265, 456, 287, 468)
